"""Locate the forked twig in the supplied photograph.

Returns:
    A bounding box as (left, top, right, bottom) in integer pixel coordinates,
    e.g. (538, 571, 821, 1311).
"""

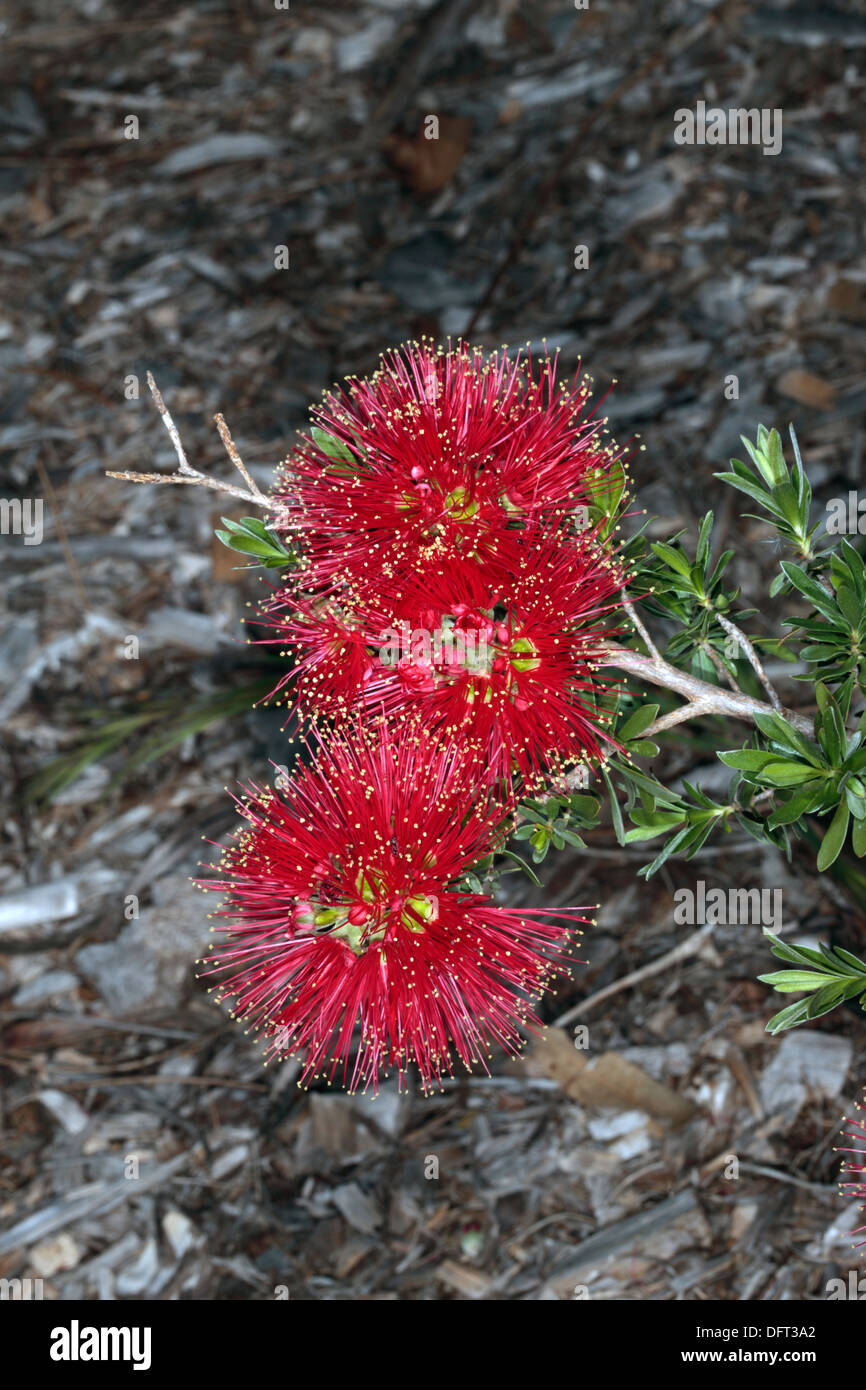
(107, 372, 276, 511)
(714, 611, 783, 713)
(598, 642, 813, 737)
(620, 589, 661, 662)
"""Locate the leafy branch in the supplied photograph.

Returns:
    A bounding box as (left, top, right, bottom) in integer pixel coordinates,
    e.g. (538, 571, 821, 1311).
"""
(107, 391, 866, 1040)
(759, 931, 866, 1034)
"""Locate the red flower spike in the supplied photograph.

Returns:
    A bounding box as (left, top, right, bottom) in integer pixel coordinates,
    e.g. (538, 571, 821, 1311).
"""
(264, 526, 624, 793)
(838, 1090, 866, 1251)
(273, 339, 627, 592)
(198, 722, 588, 1093)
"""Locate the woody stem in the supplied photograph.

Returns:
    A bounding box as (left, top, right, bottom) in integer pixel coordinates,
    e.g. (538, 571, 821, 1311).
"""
(596, 642, 813, 740)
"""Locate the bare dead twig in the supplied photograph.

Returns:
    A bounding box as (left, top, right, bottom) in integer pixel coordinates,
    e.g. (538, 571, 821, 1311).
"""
(553, 922, 715, 1027)
(107, 372, 276, 511)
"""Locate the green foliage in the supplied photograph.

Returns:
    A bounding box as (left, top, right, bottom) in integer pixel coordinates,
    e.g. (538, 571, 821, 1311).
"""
(515, 425, 866, 1036)
(781, 541, 866, 704)
(759, 931, 866, 1033)
(631, 511, 767, 686)
(714, 424, 817, 563)
(582, 457, 628, 539)
(215, 515, 297, 569)
(514, 789, 601, 862)
(309, 425, 368, 473)
(717, 695, 866, 868)
(25, 680, 274, 805)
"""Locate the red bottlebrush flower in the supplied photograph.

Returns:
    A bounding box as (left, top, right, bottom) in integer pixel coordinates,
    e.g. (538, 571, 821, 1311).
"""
(198, 722, 588, 1093)
(273, 339, 626, 592)
(838, 1091, 866, 1251)
(264, 526, 624, 791)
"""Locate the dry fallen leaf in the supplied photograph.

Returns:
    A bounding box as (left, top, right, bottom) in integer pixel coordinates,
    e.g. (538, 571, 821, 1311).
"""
(386, 115, 472, 195)
(825, 276, 866, 322)
(777, 368, 836, 410)
(522, 1027, 697, 1127)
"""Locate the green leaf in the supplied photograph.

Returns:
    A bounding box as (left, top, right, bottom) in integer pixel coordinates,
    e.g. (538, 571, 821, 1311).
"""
(766, 785, 822, 828)
(512, 823, 537, 841)
(780, 562, 841, 622)
(617, 703, 660, 742)
(650, 541, 692, 579)
(588, 457, 627, 520)
(821, 697, 848, 767)
(640, 822, 695, 877)
(800, 643, 844, 663)
(753, 760, 811, 787)
(696, 511, 714, 566)
(761, 428, 788, 487)
(310, 427, 358, 464)
(828, 943, 866, 973)
(752, 712, 820, 764)
(554, 827, 587, 850)
(215, 531, 281, 559)
(757, 970, 839, 993)
(622, 812, 685, 845)
(215, 515, 294, 568)
(499, 848, 543, 886)
(816, 801, 850, 871)
(764, 998, 813, 1034)
(762, 932, 836, 970)
(771, 481, 805, 533)
(627, 738, 659, 758)
(835, 586, 862, 629)
(718, 749, 777, 772)
(806, 978, 865, 1020)
(567, 793, 601, 822)
(601, 768, 626, 845)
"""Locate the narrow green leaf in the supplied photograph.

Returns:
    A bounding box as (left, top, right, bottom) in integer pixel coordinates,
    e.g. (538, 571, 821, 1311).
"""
(765, 998, 812, 1034)
(310, 426, 358, 463)
(617, 703, 660, 742)
(650, 541, 692, 579)
(718, 749, 777, 772)
(816, 801, 850, 871)
(780, 562, 841, 622)
(601, 768, 626, 845)
(757, 970, 839, 993)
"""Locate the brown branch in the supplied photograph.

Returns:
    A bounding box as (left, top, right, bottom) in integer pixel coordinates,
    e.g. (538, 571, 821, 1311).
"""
(107, 372, 276, 512)
(596, 642, 813, 738)
(703, 640, 740, 694)
(620, 589, 661, 662)
(553, 923, 715, 1028)
(714, 611, 783, 713)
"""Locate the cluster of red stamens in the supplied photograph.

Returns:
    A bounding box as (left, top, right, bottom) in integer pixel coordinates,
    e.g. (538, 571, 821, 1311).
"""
(838, 1092, 866, 1252)
(202, 341, 627, 1090)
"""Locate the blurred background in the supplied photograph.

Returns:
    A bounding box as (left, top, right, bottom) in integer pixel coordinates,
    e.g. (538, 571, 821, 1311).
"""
(1, 0, 865, 1300)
